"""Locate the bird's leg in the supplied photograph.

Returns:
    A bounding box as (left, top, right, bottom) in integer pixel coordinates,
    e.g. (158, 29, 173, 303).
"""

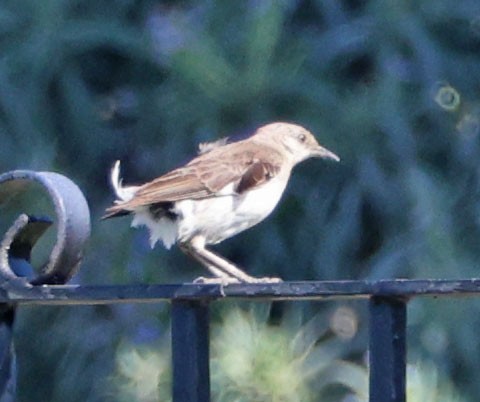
(195, 247, 282, 283)
(185, 237, 282, 284)
(179, 243, 240, 284)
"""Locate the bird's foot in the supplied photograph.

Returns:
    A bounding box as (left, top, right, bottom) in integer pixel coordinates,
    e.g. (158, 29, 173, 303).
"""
(193, 275, 282, 285)
(193, 276, 241, 285)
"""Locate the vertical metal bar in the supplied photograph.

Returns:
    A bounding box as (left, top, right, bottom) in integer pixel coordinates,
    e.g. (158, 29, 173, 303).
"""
(369, 296, 407, 402)
(171, 300, 210, 402)
(0, 306, 15, 402)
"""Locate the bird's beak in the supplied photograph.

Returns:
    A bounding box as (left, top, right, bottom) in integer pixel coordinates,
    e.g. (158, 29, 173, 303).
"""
(313, 145, 340, 162)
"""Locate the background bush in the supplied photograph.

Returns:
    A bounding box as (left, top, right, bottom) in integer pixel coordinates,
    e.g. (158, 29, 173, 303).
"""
(1, 0, 480, 400)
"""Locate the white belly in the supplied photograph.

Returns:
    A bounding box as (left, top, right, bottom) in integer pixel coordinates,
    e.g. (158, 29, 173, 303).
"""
(130, 174, 289, 249)
(176, 177, 288, 244)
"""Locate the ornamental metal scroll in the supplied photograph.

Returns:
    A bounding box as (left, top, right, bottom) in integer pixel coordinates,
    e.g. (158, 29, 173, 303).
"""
(0, 170, 91, 401)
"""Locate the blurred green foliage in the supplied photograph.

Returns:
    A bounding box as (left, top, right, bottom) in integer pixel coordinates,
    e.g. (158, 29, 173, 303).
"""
(1, 0, 480, 400)
(109, 306, 465, 402)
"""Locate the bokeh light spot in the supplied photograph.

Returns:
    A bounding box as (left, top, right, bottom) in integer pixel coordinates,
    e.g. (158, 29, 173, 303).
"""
(434, 84, 461, 111)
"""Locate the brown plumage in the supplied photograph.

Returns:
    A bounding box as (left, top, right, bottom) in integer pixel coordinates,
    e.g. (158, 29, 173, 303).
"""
(103, 139, 284, 219)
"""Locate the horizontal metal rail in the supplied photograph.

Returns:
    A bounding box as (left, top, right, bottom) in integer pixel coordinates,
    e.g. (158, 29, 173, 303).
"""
(0, 278, 479, 305)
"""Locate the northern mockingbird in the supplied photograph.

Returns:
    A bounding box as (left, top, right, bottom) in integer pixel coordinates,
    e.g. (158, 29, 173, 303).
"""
(103, 122, 339, 283)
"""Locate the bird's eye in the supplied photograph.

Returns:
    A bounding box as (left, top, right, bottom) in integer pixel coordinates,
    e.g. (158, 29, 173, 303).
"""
(298, 133, 307, 143)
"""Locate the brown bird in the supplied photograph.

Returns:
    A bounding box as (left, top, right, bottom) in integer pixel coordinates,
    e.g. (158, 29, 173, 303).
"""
(103, 122, 339, 283)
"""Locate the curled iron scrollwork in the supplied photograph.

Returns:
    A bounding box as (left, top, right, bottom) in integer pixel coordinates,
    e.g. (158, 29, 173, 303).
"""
(0, 169, 91, 401)
(0, 170, 90, 286)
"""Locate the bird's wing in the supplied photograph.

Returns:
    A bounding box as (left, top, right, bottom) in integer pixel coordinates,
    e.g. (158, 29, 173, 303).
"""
(236, 160, 280, 194)
(105, 142, 283, 214)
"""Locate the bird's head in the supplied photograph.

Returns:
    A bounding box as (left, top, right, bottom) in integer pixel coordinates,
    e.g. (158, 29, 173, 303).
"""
(256, 122, 340, 165)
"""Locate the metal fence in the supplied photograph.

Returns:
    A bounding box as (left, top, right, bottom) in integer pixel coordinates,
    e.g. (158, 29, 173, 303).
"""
(0, 169, 477, 402)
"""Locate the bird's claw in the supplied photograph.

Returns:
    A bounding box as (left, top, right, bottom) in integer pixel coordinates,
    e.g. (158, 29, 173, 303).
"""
(193, 276, 282, 285)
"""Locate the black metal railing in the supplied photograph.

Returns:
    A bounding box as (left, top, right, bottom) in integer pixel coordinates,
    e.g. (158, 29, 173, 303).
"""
(1, 169, 478, 402)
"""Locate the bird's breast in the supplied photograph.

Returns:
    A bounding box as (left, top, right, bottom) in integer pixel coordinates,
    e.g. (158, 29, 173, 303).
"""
(235, 176, 287, 219)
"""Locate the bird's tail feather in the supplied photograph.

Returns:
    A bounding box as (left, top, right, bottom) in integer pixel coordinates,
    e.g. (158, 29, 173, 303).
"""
(111, 160, 139, 202)
(102, 161, 139, 220)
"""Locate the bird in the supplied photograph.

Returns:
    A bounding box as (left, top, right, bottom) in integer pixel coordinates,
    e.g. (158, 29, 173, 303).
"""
(103, 122, 339, 284)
